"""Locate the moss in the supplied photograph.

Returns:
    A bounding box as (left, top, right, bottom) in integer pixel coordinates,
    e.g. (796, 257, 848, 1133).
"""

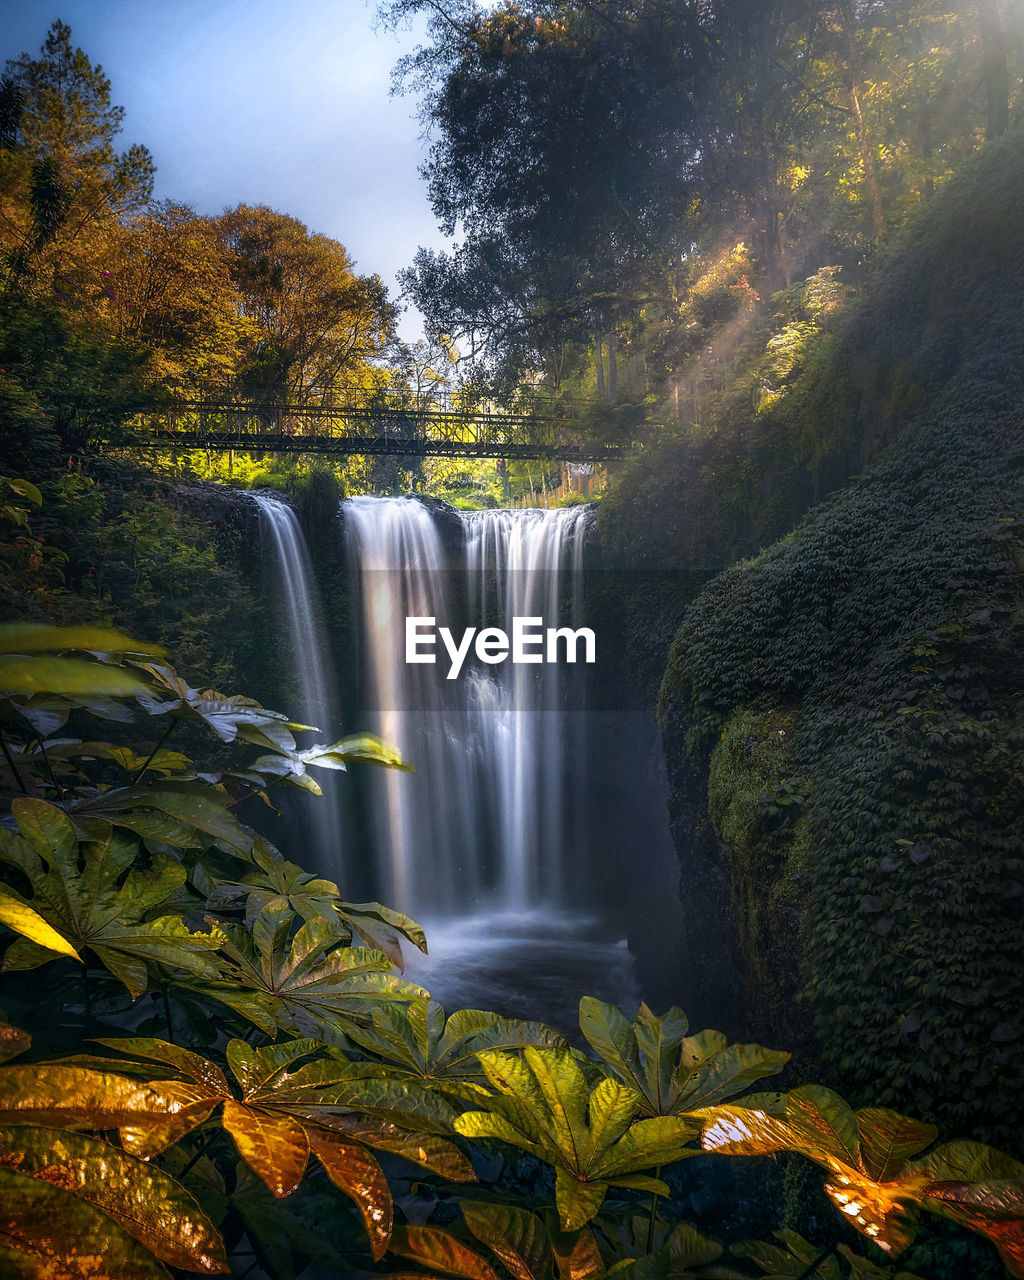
(707, 704, 810, 1039)
(655, 130, 1024, 1147)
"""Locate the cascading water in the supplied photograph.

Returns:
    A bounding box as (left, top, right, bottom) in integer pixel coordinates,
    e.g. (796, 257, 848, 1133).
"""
(253, 493, 344, 873)
(343, 496, 638, 1022)
(344, 497, 591, 915)
(249, 489, 677, 1024)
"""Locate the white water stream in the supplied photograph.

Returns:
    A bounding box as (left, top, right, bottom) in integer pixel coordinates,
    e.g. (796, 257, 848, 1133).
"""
(253, 493, 344, 872)
(344, 497, 592, 916)
(256, 492, 645, 1024)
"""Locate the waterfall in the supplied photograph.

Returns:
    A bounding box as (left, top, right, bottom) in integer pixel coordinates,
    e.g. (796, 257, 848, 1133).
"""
(253, 493, 344, 875)
(344, 497, 592, 918)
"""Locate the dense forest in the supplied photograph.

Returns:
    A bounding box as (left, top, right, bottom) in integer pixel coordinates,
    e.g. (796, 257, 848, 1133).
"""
(0, 5, 1023, 1280)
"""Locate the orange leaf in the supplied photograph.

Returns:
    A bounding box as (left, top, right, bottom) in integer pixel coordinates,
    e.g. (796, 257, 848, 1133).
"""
(306, 1123, 393, 1259)
(390, 1224, 501, 1280)
(551, 1224, 603, 1280)
(222, 1100, 309, 1198)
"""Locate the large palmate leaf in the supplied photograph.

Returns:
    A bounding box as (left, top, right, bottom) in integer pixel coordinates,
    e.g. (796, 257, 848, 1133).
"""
(133, 663, 318, 750)
(345, 999, 567, 1096)
(74, 779, 258, 859)
(230, 1167, 374, 1280)
(200, 901, 427, 1040)
(203, 838, 427, 966)
(699, 1087, 1024, 1270)
(9, 1034, 473, 1261)
(701, 1088, 937, 1255)
(0, 798, 225, 997)
(249, 732, 414, 794)
(455, 1048, 702, 1230)
(388, 1206, 730, 1280)
(0, 623, 164, 698)
(0, 888, 81, 962)
(732, 1231, 844, 1280)
(132, 664, 411, 793)
(579, 998, 789, 1118)
(0, 1123, 228, 1275)
(733, 1230, 926, 1279)
(461, 1201, 555, 1280)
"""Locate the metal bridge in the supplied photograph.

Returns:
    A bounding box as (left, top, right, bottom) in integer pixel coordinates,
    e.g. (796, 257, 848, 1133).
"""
(129, 398, 632, 461)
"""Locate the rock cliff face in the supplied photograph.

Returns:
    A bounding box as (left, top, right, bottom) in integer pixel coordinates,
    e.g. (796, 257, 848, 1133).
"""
(658, 698, 745, 1037)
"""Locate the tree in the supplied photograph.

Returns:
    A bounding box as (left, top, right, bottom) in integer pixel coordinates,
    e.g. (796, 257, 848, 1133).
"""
(389, 0, 712, 389)
(216, 205, 398, 403)
(102, 202, 248, 395)
(0, 21, 154, 289)
(385, 0, 1015, 400)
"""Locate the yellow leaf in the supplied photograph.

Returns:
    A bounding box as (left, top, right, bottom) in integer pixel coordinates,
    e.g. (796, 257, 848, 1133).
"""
(0, 892, 81, 963)
(222, 1099, 309, 1198)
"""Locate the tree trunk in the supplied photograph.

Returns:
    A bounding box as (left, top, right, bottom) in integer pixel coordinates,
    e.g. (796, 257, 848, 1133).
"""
(837, 0, 885, 238)
(977, 0, 1010, 138)
(607, 329, 618, 399)
(594, 332, 605, 400)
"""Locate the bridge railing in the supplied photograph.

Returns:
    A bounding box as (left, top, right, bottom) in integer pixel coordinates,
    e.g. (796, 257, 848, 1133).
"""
(138, 398, 577, 448)
(126, 391, 641, 460)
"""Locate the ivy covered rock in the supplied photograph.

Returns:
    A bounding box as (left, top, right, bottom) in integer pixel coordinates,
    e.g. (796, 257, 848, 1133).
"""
(659, 132, 1024, 1149)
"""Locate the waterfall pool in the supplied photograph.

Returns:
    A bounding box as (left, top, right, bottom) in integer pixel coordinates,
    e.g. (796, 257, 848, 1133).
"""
(401, 908, 641, 1040)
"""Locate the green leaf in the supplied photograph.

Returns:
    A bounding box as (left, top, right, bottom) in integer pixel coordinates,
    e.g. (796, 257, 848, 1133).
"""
(579, 998, 788, 1118)
(733, 1231, 844, 1279)
(0, 624, 164, 658)
(230, 1167, 370, 1280)
(82, 783, 255, 857)
(0, 657, 152, 697)
(666, 1222, 725, 1269)
(458, 1048, 700, 1231)
(555, 1169, 609, 1231)
(212, 904, 427, 1041)
(3, 801, 226, 997)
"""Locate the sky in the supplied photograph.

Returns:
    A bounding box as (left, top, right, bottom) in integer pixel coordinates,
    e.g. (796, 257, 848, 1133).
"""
(0, 0, 449, 341)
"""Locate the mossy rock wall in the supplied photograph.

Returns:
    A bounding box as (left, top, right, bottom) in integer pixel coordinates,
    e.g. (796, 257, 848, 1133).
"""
(657, 130, 1024, 1148)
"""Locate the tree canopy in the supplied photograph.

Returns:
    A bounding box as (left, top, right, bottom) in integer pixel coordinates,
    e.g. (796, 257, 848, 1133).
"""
(384, 0, 1022, 393)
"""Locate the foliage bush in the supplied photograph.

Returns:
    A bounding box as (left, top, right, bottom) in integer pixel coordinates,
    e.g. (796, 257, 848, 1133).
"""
(660, 396, 1024, 1147)
(596, 128, 1024, 1152)
(599, 125, 1024, 582)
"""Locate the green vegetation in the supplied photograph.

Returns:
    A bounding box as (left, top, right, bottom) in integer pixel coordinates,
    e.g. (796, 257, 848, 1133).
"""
(656, 131, 1024, 1147)
(2, 6, 1023, 1277)
(385, 0, 1019, 399)
(2, 588, 1023, 1276)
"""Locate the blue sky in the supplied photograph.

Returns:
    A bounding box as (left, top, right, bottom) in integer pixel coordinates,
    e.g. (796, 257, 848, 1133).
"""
(0, 0, 448, 340)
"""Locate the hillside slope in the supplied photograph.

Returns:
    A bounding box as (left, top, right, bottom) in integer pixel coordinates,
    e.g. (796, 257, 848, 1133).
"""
(657, 127, 1024, 1147)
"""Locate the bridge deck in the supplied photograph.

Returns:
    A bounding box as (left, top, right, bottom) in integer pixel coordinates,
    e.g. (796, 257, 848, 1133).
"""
(129, 401, 632, 462)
